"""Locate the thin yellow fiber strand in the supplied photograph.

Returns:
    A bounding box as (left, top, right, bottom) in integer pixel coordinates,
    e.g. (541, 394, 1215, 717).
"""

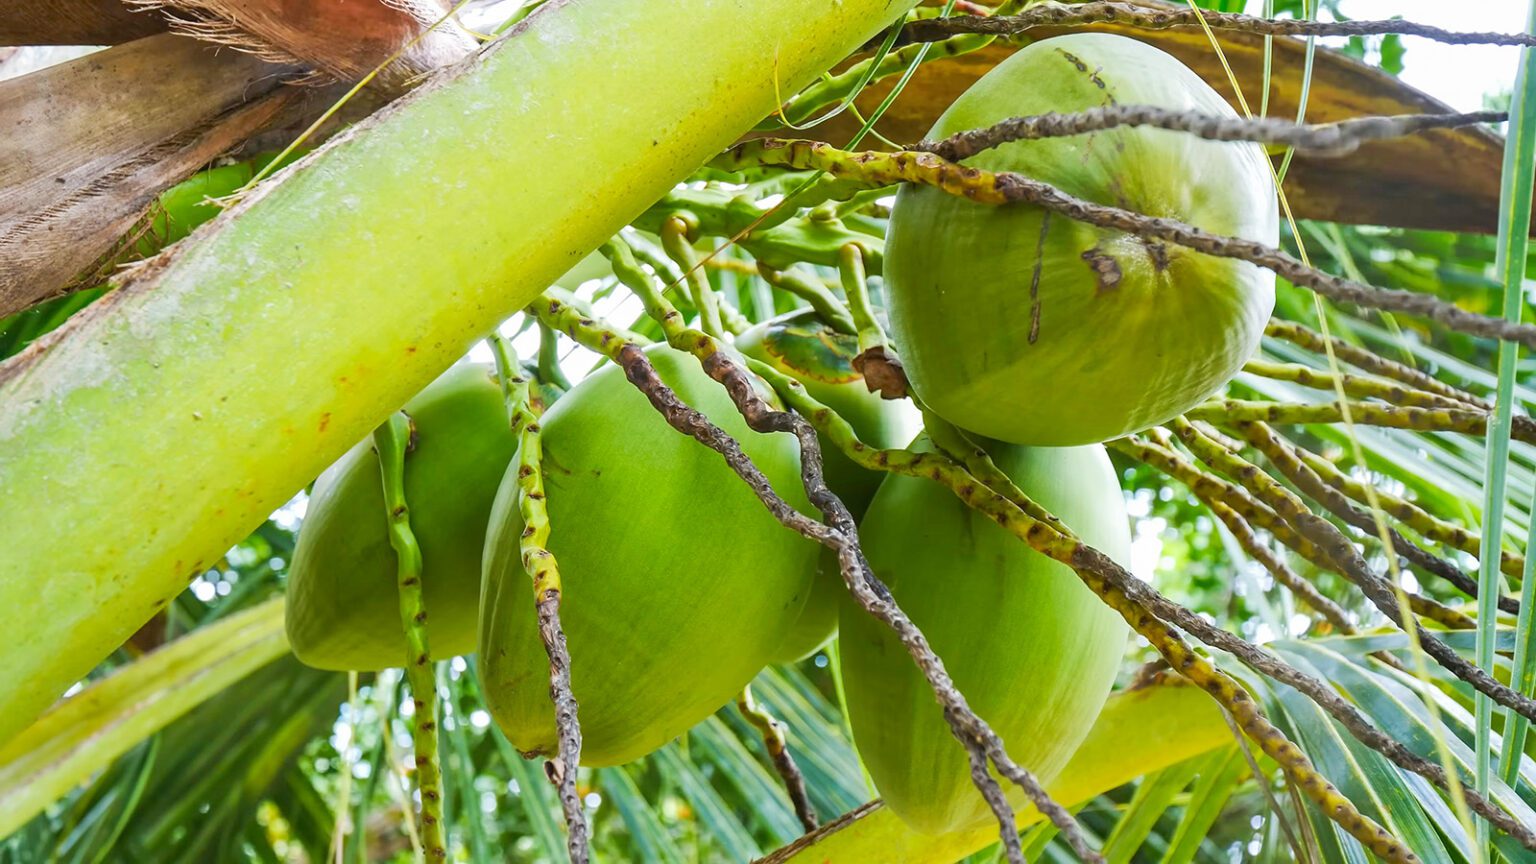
(1181, 1, 1480, 853)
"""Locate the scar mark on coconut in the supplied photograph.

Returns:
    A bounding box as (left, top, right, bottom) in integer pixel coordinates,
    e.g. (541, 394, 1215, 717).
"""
(1029, 212, 1052, 344)
(1145, 241, 1171, 272)
(1056, 49, 1089, 73)
(1081, 247, 1123, 295)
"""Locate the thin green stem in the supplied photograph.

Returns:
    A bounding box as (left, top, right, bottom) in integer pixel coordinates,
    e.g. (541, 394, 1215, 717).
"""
(537, 321, 573, 392)
(836, 243, 887, 357)
(373, 413, 446, 862)
(661, 217, 729, 339)
(758, 265, 858, 334)
(737, 685, 819, 833)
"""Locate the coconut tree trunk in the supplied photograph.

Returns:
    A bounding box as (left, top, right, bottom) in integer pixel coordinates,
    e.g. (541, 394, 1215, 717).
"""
(1, 0, 164, 45)
(0, 34, 303, 316)
(0, 0, 916, 746)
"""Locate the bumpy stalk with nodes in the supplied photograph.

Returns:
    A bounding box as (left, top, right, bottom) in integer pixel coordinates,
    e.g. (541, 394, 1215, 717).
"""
(1170, 418, 1536, 721)
(1243, 360, 1487, 412)
(916, 106, 1507, 162)
(486, 334, 589, 864)
(1288, 445, 1525, 584)
(737, 685, 819, 833)
(1185, 398, 1536, 444)
(901, 2, 1536, 48)
(721, 139, 1536, 350)
(372, 413, 446, 862)
(1264, 320, 1488, 408)
(1233, 421, 1521, 614)
(1113, 432, 1447, 621)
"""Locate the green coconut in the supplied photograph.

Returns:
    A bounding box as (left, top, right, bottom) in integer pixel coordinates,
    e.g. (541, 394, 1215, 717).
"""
(885, 33, 1278, 446)
(478, 345, 821, 766)
(735, 309, 919, 662)
(286, 363, 516, 671)
(840, 440, 1131, 834)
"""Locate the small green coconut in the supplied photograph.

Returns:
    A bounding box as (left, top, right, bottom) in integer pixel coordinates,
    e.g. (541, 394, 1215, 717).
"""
(286, 363, 516, 671)
(478, 345, 821, 766)
(735, 309, 919, 662)
(840, 440, 1131, 834)
(885, 33, 1278, 446)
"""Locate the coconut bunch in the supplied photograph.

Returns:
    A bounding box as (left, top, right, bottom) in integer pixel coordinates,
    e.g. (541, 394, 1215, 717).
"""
(277, 32, 1278, 841)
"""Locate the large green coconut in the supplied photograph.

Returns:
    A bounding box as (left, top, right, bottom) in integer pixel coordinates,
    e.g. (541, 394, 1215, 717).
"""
(885, 33, 1278, 446)
(286, 363, 516, 671)
(478, 345, 821, 766)
(840, 441, 1131, 834)
(735, 309, 919, 662)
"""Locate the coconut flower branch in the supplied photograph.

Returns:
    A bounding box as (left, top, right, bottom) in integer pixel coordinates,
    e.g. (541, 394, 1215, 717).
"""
(1168, 418, 1536, 720)
(915, 106, 1508, 162)
(900, 1, 1536, 48)
(1264, 320, 1491, 409)
(1230, 420, 1522, 615)
(372, 412, 447, 862)
(486, 334, 589, 864)
(720, 139, 1536, 350)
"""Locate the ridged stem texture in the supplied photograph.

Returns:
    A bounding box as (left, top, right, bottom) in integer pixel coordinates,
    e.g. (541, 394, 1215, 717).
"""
(373, 413, 445, 861)
(488, 334, 588, 864)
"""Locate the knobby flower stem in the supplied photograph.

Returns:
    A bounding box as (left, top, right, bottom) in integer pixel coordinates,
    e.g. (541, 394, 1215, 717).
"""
(488, 334, 589, 864)
(1186, 398, 1536, 445)
(722, 139, 1536, 350)
(1289, 446, 1525, 584)
(529, 283, 1099, 864)
(737, 685, 819, 833)
(1236, 421, 1521, 615)
(1170, 420, 1478, 636)
(1209, 496, 1356, 633)
(1112, 432, 1450, 623)
(916, 105, 1506, 162)
(372, 413, 446, 862)
(1243, 360, 1481, 412)
(901, 2, 1536, 48)
(1264, 320, 1487, 409)
(1171, 418, 1536, 723)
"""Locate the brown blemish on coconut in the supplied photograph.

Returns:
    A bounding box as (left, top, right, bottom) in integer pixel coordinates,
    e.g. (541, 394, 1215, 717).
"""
(1081, 247, 1123, 295)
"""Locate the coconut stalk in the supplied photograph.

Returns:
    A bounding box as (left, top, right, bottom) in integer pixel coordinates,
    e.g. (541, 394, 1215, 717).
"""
(0, 0, 915, 747)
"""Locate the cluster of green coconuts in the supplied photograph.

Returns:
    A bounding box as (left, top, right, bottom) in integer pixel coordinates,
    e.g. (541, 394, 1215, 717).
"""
(285, 35, 1276, 836)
